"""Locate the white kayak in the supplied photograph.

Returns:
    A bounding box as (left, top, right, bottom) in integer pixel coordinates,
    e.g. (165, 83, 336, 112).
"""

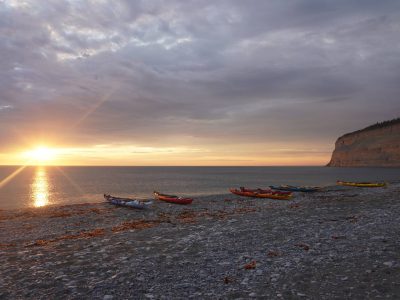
(104, 194, 153, 209)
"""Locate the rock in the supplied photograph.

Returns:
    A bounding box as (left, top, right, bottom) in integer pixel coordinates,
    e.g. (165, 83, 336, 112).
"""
(297, 293, 306, 297)
(370, 236, 386, 240)
(383, 261, 395, 267)
(103, 295, 113, 300)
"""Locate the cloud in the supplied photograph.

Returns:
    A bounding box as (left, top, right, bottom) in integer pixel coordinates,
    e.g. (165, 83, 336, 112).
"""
(0, 105, 13, 110)
(0, 0, 400, 160)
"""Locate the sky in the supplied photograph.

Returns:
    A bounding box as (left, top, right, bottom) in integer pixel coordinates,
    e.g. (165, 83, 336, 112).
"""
(0, 0, 399, 166)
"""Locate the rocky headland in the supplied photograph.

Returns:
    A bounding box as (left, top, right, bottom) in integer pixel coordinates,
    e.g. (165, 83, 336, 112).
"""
(327, 118, 400, 167)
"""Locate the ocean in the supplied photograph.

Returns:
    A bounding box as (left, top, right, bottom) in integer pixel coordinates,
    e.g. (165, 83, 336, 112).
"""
(0, 166, 399, 210)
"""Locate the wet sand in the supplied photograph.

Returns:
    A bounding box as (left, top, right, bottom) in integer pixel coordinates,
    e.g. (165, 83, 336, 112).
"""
(1, 183, 400, 299)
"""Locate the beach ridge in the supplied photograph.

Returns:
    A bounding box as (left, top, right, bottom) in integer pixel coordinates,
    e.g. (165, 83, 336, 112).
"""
(1, 183, 399, 298)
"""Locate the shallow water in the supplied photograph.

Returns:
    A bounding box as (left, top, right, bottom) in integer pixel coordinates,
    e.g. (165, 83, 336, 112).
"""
(0, 166, 399, 209)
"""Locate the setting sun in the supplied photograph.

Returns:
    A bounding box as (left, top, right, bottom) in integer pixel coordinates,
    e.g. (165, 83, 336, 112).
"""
(23, 147, 57, 165)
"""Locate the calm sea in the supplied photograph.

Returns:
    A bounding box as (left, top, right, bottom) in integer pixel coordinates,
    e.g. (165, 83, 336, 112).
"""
(0, 166, 399, 210)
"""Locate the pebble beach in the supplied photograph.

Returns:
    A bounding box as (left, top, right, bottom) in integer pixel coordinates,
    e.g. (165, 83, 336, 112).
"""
(1, 183, 400, 299)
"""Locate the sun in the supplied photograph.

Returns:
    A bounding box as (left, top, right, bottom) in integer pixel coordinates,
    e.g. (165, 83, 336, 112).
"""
(23, 146, 57, 165)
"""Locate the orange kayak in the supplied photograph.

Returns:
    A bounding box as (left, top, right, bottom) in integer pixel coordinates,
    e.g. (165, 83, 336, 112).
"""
(230, 188, 292, 200)
(154, 191, 193, 205)
(240, 187, 292, 195)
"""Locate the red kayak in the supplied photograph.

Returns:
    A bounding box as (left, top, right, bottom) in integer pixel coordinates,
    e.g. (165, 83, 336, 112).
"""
(153, 191, 193, 205)
(240, 187, 292, 195)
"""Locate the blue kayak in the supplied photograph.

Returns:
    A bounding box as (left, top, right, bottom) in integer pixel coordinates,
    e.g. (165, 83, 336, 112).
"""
(269, 185, 321, 192)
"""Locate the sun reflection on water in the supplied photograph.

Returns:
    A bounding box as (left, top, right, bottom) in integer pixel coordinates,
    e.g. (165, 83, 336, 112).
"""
(32, 167, 50, 207)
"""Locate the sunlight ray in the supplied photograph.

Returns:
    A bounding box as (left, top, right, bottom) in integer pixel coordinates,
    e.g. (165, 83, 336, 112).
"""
(71, 84, 120, 129)
(0, 165, 27, 190)
(55, 166, 85, 195)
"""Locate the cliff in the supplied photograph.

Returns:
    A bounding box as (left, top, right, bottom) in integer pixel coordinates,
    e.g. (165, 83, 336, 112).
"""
(327, 118, 400, 167)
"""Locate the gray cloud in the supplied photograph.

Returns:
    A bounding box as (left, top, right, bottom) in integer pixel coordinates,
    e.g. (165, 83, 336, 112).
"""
(1, 0, 399, 157)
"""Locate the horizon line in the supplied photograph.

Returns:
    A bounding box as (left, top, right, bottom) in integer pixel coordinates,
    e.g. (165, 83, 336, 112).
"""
(0, 164, 327, 168)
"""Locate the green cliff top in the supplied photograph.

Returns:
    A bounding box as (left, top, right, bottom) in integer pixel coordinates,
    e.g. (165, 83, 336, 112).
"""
(342, 117, 400, 138)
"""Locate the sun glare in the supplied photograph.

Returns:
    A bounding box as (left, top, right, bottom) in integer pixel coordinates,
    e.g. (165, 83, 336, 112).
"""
(32, 167, 49, 207)
(24, 146, 57, 164)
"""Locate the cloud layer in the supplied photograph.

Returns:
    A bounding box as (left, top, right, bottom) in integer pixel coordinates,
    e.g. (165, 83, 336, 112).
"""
(1, 0, 400, 163)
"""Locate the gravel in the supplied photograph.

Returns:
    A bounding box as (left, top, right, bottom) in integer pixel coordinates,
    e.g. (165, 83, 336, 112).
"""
(1, 184, 399, 299)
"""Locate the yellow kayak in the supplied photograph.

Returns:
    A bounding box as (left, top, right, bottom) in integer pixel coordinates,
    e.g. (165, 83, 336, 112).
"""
(337, 180, 386, 187)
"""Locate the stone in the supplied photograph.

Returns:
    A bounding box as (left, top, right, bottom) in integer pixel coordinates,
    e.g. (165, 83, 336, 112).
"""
(383, 261, 395, 267)
(297, 293, 306, 297)
(249, 292, 257, 297)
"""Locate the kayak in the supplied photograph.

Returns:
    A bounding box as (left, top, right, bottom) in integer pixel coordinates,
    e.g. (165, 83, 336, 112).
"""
(269, 185, 321, 192)
(240, 187, 292, 195)
(337, 181, 386, 187)
(104, 194, 153, 209)
(153, 191, 193, 205)
(230, 188, 292, 200)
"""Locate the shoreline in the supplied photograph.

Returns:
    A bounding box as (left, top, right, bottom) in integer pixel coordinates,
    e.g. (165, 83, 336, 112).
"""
(1, 184, 400, 298)
(2, 180, 398, 213)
